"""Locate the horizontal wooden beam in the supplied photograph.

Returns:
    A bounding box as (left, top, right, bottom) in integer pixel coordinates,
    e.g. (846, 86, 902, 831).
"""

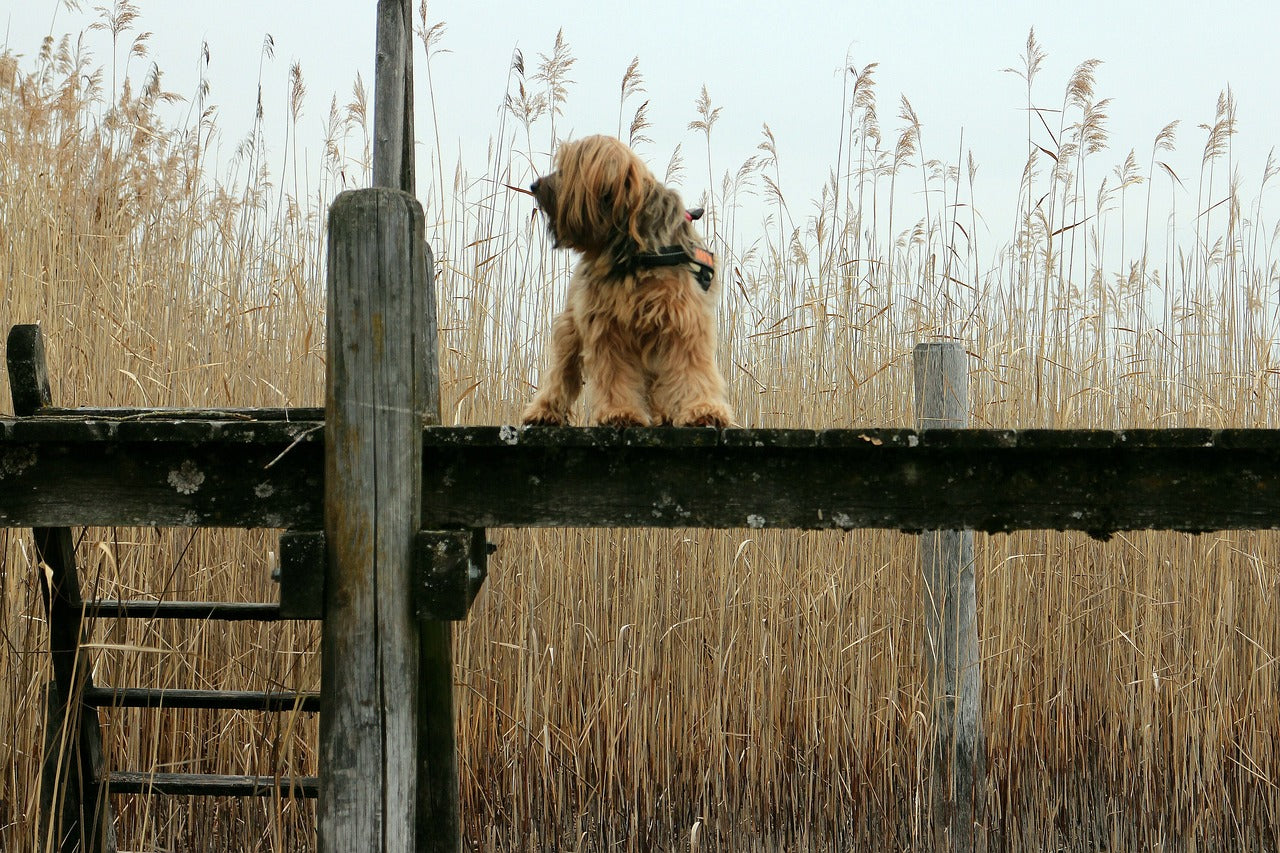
(84, 686, 320, 712)
(0, 416, 325, 528)
(36, 406, 325, 421)
(4, 418, 1280, 536)
(107, 771, 318, 798)
(421, 426, 1280, 538)
(86, 601, 290, 621)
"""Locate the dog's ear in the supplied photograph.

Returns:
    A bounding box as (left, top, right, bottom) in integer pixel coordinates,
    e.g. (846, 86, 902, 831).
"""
(547, 136, 634, 249)
(631, 184, 686, 250)
(615, 157, 651, 247)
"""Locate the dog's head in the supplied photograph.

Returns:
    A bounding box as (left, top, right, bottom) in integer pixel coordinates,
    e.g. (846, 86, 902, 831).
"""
(531, 135, 690, 269)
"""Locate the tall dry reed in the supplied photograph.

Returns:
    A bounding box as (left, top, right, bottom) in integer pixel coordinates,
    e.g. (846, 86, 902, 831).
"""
(1, 12, 1278, 851)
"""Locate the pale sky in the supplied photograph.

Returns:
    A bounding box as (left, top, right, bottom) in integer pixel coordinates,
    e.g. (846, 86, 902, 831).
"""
(6, 1, 1280, 251)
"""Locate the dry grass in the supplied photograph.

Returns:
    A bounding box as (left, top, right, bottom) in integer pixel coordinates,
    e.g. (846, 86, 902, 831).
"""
(2, 14, 1279, 852)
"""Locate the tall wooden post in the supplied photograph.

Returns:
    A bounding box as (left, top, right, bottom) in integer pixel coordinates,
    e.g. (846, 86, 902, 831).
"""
(372, 0, 415, 194)
(319, 0, 458, 850)
(370, 0, 460, 849)
(913, 342, 984, 853)
(7, 325, 117, 853)
(319, 189, 436, 852)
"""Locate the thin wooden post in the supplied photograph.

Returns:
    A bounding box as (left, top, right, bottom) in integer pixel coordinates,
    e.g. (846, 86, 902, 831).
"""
(6, 324, 117, 853)
(369, 0, 459, 848)
(319, 189, 440, 852)
(913, 342, 984, 853)
(373, 0, 415, 194)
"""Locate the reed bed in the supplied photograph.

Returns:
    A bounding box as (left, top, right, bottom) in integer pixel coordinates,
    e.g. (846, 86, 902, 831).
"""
(2, 13, 1278, 851)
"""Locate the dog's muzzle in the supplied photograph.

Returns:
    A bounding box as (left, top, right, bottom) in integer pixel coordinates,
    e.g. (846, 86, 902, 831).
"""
(530, 175, 555, 217)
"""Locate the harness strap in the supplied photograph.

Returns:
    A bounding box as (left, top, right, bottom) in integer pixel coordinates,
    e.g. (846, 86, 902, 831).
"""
(634, 245, 716, 290)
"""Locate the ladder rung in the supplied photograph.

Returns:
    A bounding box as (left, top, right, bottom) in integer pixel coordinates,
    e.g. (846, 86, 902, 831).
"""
(85, 687, 319, 712)
(107, 771, 318, 798)
(84, 600, 292, 621)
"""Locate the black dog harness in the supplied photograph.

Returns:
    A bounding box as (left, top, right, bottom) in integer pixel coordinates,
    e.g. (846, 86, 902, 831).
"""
(632, 208, 716, 290)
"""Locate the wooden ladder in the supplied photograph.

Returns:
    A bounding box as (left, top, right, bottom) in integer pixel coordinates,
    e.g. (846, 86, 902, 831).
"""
(8, 325, 319, 853)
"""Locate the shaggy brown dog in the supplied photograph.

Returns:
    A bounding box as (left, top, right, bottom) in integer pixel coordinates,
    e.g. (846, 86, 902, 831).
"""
(521, 135, 733, 428)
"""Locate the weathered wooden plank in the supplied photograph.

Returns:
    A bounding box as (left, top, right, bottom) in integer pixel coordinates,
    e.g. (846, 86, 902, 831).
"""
(6, 423, 1280, 534)
(84, 687, 319, 712)
(10, 418, 1279, 450)
(319, 188, 428, 853)
(7, 325, 117, 853)
(0, 424, 324, 528)
(418, 426, 1280, 538)
(6, 422, 1280, 534)
(0, 417, 324, 441)
(914, 342, 982, 853)
(35, 406, 325, 422)
(87, 601, 288, 621)
(417, 616, 457, 852)
(407, 142, 459, 852)
(421, 424, 1271, 451)
(106, 772, 319, 798)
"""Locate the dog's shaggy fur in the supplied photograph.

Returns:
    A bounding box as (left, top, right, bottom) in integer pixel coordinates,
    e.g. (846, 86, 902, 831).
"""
(521, 135, 733, 428)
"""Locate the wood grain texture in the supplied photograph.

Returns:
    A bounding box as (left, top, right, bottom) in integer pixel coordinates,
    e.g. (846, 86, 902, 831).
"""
(7, 324, 117, 853)
(408, 227, 458, 853)
(6, 324, 53, 416)
(86, 600, 287, 621)
(106, 772, 319, 798)
(372, 0, 413, 193)
(914, 343, 983, 853)
(0, 418, 324, 528)
(418, 425, 1280, 536)
(275, 530, 482, 622)
(7, 422, 1280, 533)
(319, 188, 429, 853)
(83, 687, 319, 712)
(34, 406, 325, 421)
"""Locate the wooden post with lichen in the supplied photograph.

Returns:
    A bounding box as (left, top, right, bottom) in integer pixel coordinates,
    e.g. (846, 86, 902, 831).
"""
(7, 324, 117, 853)
(318, 187, 433, 852)
(914, 341, 984, 853)
(318, 1, 459, 850)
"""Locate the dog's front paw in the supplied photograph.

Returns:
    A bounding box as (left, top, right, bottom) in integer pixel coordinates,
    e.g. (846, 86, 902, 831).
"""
(521, 400, 571, 426)
(593, 407, 650, 428)
(675, 402, 733, 428)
